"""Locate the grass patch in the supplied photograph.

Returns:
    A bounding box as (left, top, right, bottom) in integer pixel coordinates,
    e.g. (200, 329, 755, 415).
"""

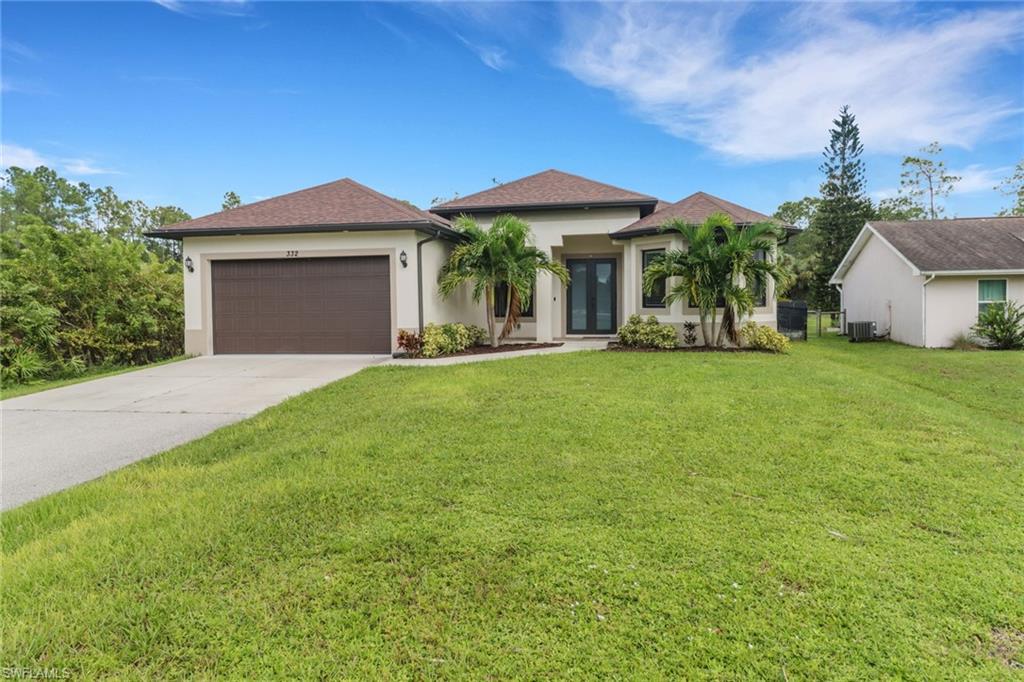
(2, 336, 1022, 677)
(0, 356, 189, 400)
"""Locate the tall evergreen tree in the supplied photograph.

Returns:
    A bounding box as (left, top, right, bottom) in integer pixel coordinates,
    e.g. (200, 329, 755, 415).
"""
(809, 105, 873, 309)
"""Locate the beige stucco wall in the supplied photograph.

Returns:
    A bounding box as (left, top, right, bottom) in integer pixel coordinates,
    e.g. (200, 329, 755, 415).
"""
(840, 233, 924, 346)
(924, 275, 1024, 348)
(181, 230, 425, 355)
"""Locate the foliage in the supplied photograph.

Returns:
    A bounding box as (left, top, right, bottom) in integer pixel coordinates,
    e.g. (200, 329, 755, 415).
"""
(4, 337, 1022, 679)
(617, 315, 678, 349)
(898, 142, 960, 219)
(773, 196, 820, 231)
(221, 191, 242, 210)
(681, 321, 698, 346)
(644, 213, 784, 348)
(419, 323, 486, 358)
(949, 332, 981, 352)
(995, 158, 1024, 216)
(396, 329, 423, 355)
(739, 321, 791, 353)
(808, 106, 874, 309)
(0, 166, 188, 385)
(438, 214, 569, 347)
(972, 301, 1024, 350)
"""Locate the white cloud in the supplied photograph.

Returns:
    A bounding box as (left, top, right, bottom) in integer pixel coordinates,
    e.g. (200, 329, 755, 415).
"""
(1, 143, 122, 176)
(456, 33, 510, 71)
(953, 164, 1009, 194)
(559, 4, 1024, 161)
(1, 143, 49, 169)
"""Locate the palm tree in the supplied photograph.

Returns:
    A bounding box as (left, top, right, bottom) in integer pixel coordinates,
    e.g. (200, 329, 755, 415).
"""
(642, 213, 785, 347)
(438, 214, 569, 347)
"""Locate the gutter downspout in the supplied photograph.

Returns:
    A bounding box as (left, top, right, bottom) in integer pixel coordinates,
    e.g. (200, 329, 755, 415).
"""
(417, 230, 443, 334)
(921, 274, 935, 347)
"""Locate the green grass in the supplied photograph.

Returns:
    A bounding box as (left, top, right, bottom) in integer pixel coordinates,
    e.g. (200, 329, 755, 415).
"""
(0, 356, 188, 400)
(3, 337, 1022, 678)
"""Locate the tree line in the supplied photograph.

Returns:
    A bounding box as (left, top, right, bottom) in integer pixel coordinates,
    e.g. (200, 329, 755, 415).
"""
(774, 106, 1024, 308)
(0, 166, 242, 386)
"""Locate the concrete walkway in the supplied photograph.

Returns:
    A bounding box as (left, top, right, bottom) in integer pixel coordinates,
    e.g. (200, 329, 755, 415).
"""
(1, 355, 387, 510)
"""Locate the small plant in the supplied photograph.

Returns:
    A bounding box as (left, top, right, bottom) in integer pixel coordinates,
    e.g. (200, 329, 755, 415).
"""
(972, 301, 1024, 350)
(396, 329, 423, 355)
(618, 315, 678, 349)
(682, 321, 698, 346)
(421, 323, 484, 358)
(739, 321, 791, 353)
(949, 332, 981, 351)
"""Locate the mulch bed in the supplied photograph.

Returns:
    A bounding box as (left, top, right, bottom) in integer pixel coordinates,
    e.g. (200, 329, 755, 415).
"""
(400, 342, 563, 359)
(606, 343, 767, 353)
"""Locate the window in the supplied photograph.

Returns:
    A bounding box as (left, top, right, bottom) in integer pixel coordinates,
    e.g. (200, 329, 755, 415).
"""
(978, 279, 1007, 316)
(642, 249, 666, 308)
(495, 281, 535, 318)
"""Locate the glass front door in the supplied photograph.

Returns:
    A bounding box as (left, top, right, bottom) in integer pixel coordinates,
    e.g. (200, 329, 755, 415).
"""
(566, 258, 616, 334)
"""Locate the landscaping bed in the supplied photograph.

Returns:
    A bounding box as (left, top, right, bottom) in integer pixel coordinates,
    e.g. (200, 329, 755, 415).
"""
(607, 343, 767, 353)
(410, 341, 562, 358)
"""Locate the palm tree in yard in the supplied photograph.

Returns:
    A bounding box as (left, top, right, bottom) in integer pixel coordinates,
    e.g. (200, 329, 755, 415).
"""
(438, 214, 569, 347)
(642, 213, 785, 347)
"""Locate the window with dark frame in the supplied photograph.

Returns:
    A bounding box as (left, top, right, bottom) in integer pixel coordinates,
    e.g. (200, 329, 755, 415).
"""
(495, 281, 535, 318)
(642, 249, 667, 308)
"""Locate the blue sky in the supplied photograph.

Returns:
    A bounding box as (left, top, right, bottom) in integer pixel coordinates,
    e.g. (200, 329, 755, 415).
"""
(2, 1, 1022, 219)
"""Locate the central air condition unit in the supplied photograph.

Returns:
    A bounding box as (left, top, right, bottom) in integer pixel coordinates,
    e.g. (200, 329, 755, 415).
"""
(848, 321, 876, 342)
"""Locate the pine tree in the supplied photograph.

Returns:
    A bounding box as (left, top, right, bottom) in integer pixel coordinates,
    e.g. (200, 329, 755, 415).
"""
(809, 105, 873, 309)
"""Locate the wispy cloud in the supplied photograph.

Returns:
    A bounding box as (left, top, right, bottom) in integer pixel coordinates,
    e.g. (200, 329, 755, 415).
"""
(1, 143, 122, 176)
(1, 143, 49, 169)
(152, 0, 252, 18)
(2, 39, 39, 61)
(559, 4, 1024, 161)
(953, 164, 1009, 194)
(456, 33, 510, 71)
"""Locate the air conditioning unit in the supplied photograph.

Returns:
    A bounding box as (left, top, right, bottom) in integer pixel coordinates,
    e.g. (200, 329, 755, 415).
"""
(848, 321, 876, 342)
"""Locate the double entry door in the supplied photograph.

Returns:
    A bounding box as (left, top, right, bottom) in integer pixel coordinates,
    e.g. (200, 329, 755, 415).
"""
(566, 258, 616, 335)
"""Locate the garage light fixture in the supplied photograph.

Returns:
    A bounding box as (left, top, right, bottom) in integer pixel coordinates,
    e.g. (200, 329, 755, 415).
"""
(184, 256, 194, 273)
(399, 250, 408, 268)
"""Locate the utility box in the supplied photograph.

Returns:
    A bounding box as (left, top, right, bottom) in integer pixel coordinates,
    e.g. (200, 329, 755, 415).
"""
(847, 321, 877, 342)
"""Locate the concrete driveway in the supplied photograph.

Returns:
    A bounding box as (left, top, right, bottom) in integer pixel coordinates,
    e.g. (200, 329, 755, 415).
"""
(1, 354, 386, 510)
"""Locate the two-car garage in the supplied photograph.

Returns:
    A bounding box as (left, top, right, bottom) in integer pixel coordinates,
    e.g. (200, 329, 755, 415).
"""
(210, 256, 391, 354)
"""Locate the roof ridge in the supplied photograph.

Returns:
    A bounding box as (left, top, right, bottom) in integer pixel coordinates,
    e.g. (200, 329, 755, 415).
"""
(543, 168, 656, 200)
(338, 178, 434, 223)
(435, 168, 655, 208)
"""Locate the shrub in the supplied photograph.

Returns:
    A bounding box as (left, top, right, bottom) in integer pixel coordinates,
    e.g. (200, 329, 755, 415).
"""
(682, 321, 698, 346)
(972, 301, 1024, 350)
(396, 329, 422, 355)
(420, 323, 485, 358)
(618, 315, 678, 349)
(740, 321, 791, 353)
(949, 332, 981, 351)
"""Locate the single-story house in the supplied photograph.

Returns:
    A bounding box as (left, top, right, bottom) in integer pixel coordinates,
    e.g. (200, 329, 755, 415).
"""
(150, 169, 792, 354)
(829, 217, 1024, 347)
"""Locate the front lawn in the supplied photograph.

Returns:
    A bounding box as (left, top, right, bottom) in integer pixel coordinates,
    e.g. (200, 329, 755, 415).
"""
(3, 336, 1022, 678)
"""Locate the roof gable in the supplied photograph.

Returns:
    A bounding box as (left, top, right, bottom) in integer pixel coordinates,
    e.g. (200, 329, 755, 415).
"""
(431, 169, 657, 214)
(613, 191, 780, 237)
(154, 178, 450, 235)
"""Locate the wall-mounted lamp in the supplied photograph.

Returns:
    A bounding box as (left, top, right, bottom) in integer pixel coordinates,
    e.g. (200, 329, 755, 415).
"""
(399, 250, 408, 268)
(184, 256, 194, 273)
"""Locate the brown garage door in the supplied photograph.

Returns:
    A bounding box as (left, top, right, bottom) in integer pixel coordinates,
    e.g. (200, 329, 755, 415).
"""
(211, 256, 390, 354)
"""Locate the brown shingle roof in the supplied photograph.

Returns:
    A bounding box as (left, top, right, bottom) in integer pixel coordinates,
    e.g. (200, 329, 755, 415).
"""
(870, 217, 1024, 272)
(613, 191, 779, 237)
(150, 178, 453, 238)
(431, 169, 657, 214)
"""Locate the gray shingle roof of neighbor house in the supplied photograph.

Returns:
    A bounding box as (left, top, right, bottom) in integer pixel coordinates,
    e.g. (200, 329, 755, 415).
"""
(430, 169, 659, 215)
(612, 191, 793, 238)
(147, 178, 458, 240)
(868, 217, 1024, 272)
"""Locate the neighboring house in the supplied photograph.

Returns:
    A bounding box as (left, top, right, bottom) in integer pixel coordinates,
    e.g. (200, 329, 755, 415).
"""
(829, 217, 1024, 348)
(151, 169, 791, 354)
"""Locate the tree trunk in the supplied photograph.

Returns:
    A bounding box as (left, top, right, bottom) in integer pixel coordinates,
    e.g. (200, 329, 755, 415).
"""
(708, 307, 719, 348)
(699, 312, 712, 348)
(499, 285, 520, 340)
(485, 285, 498, 347)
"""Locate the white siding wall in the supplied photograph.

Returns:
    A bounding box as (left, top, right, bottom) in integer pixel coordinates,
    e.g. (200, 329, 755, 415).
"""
(840, 234, 924, 346)
(924, 275, 1024, 348)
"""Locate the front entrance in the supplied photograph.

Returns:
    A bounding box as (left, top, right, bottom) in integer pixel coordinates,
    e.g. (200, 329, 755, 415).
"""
(566, 258, 616, 334)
